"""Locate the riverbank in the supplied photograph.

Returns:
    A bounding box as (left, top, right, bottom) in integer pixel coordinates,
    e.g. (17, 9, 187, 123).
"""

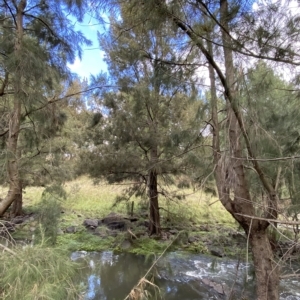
(0, 177, 297, 259)
(1, 178, 299, 300)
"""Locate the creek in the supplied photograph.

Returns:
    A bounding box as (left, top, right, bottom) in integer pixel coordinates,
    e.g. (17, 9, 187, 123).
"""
(71, 251, 300, 300)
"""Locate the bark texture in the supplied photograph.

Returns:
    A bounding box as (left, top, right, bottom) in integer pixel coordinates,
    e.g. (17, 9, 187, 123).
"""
(219, 1, 279, 298)
(250, 230, 280, 300)
(0, 0, 26, 216)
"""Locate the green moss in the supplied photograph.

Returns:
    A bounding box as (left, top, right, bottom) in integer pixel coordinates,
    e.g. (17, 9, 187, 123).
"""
(57, 231, 115, 252)
(130, 237, 170, 255)
(12, 177, 244, 256)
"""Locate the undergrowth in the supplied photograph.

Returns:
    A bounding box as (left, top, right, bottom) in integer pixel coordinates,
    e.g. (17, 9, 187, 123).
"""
(9, 177, 238, 254)
(0, 238, 83, 300)
(57, 231, 115, 252)
(130, 237, 169, 256)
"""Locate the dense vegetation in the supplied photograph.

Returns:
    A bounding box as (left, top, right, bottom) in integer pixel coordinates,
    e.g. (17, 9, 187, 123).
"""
(1, 1, 300, 299)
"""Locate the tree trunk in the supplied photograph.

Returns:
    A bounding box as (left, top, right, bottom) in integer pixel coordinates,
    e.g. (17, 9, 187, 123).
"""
(218, 1, 279, 298)
(11, 182, 23, 217)
(0, 0, 26, 216)
(146, 56, 161, 236)
(148, 169, 160, 235)
(130, 2, 281, 296)
(250, 230, 279, 300)
(148, 148, 160, 235)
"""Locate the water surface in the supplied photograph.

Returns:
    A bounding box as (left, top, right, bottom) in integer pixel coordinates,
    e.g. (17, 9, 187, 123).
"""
(72, 251, 300, 300)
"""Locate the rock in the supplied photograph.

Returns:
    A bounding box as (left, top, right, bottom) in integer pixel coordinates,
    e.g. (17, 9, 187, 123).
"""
(209, 247, 224, 258)
(201, 278, 229, 296)
(206, 240, 213, 245)
(100, 213, 129, 231)
(12, 216, 24, 225)
(188, 236, 197, 243)
(169, 229, 178, 235)
(107, 221, 127, 231)
(83, 219, 99, 229)
(124, 217, 139, 222)
(65, 226, 76, 233)
(100, 212, 120, 224)
(120, 239, 132, 250)
(29, 226, 36, 232)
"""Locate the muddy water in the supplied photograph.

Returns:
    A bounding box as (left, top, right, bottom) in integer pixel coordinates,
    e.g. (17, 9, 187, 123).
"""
(71, 251, 300, 300)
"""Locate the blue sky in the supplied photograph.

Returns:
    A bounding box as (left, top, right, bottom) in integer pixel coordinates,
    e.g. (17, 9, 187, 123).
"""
(68, 16, 108, 80)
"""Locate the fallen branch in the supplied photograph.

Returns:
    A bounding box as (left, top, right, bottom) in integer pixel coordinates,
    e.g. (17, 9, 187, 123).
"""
(280, 272, 300, 279)
(127, 229, 138, 240)
(0, 243, 17, 256)
(235, 213, 300, 225)
(208, 199, 219, 206)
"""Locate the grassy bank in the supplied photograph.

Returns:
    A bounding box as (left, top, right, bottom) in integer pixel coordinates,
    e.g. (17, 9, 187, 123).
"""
(0, 178, 247, 300)
(48, 177, 235, 225)
(0, 239, 83, 300)
(2, 177, 243, 256)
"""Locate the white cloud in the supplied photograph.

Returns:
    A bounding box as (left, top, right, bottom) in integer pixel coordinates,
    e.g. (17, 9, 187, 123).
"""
(68, 57, 82, 73)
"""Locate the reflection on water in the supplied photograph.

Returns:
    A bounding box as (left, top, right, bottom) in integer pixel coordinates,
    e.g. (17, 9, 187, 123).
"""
(71, 251, 300, 300)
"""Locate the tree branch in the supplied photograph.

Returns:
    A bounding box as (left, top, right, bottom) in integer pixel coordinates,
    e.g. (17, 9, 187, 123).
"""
(235, 213, 300, 225)
(22, 85, 117, 118)
(25, 13, 56, 36)
(196, 0, 300, 65)
(3, 0, 17, 27)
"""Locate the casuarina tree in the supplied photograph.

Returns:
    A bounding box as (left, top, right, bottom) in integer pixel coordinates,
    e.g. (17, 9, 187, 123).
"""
(0, 0, 91, 216)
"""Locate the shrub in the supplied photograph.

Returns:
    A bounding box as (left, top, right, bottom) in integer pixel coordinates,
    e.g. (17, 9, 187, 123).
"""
(38, 184, 66, 245)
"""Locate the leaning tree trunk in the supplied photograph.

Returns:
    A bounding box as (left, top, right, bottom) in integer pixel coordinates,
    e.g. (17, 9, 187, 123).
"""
(218, 1, 279, 298)
(152, 0, 280, 297)
(148, 148, 160, 235)
(0, 0, 26, 217)
(203, 3, 280, 300)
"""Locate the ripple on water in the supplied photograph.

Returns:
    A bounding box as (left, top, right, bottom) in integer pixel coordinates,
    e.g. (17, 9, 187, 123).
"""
(71, 251, 300, 300)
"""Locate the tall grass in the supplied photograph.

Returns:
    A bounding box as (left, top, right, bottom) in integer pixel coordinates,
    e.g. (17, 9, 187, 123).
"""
(60, 177, 129, 218)
(0, 239, 83, 300)
(21, 176, 235, 227)
(0, 178, 237, 300)
(161, 191, 236, 226)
